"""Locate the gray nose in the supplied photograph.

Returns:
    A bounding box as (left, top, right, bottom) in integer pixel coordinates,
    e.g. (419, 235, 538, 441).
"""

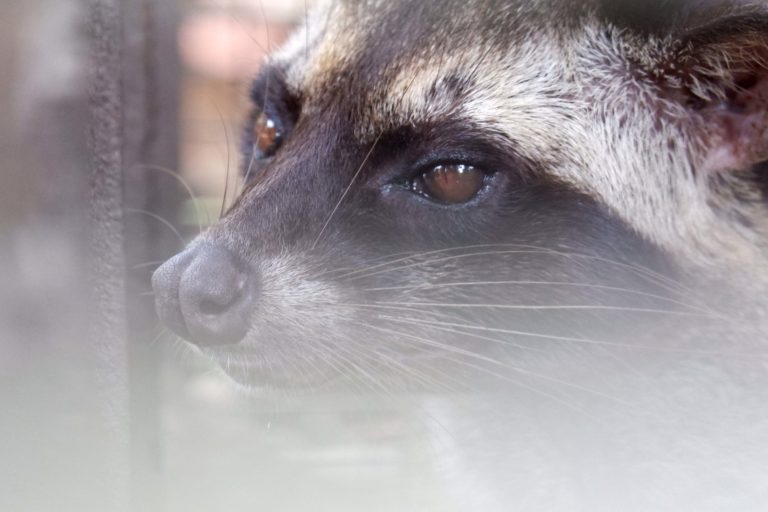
(152, 244, 256, 346)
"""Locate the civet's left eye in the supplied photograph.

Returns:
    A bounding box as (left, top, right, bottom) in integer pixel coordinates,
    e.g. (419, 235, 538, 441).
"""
(413, 164, 487, 204)
(252, 112, 282, 159)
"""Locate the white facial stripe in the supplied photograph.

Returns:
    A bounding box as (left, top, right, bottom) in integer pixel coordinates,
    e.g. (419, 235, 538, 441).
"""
(375, 21, 765, 265)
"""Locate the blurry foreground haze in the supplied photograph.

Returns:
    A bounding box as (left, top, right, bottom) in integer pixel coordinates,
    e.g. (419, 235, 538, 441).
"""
(0, 1, 455, 511)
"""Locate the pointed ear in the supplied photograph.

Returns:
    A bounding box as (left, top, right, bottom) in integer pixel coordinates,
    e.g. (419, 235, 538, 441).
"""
(667, 10, 768, 174)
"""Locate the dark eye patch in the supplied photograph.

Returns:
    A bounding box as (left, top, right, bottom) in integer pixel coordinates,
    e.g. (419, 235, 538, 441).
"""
(248, 64, 300, 117)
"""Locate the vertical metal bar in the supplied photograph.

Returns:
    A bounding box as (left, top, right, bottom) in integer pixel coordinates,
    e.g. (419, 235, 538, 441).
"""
(88, 0, 131, 511)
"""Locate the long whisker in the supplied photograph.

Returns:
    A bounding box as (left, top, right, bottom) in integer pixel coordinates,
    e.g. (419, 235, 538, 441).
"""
(369, 300, 719, 319)
(333, 334, 467, 443)
(341, 328, 470, 393)
(364, 322, 620, 402)
(306, 338, 373, 395)
(333, 300, 715, 323)
(337, 247, 545, 282)
(125, 208, 185, 245)
(330, 336, 449, 393)
(339, 245, 701, 303)
(360, 322, 613, 413)
(132, 163, 208, 232)
(362, 280, 715, 315)
(132, 260, 167, 271)
(307, 249, 428, 281)
(255, 2, 274, 187)
(315, 342, 378, 393)
(361, 315, 551, 355)
(212, 100, 233, 219)
(318, 337, 392, 394)
(311, 132, 383, 250)
(238, 144, 259, 197)
(223, 0, 268, 53)
(378, 313, 765, 359)
(258, 0, 273, 54)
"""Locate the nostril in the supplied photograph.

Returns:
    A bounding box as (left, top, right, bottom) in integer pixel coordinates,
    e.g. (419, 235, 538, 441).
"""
(199, 298, 229, 316)
(177, 244, 257, 347)
(195, 274, 248, 316)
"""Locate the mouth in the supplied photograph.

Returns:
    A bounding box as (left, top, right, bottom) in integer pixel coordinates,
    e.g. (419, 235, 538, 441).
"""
(201, 341, 346, 390)
(195, 316, 461, 392)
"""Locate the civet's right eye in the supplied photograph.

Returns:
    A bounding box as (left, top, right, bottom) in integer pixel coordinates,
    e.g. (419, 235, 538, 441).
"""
(412, 164, 489, 204)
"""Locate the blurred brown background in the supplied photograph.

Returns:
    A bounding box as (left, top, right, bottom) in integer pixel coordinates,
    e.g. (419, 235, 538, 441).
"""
(177, 0, 298, 219)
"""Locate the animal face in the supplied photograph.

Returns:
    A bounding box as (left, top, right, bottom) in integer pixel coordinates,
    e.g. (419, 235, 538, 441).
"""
(153, 0, 768, 390)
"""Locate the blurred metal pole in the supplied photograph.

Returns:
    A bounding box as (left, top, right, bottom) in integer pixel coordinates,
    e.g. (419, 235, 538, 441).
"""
(87, 0, 131, 511)
(89, 0, 181, 510)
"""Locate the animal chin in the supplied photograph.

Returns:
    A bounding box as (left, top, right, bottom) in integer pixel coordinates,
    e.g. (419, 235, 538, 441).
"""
(204, 349, 323, 390)
(201, 331, 346, 390)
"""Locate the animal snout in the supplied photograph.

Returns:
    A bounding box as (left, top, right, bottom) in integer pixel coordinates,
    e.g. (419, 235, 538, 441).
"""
(152, 244, 257, 347)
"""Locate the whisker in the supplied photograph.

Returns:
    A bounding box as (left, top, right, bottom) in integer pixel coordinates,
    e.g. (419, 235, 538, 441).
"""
(332, 332, 466, 442)
(239, 144, 259, 194)
(362, 280, 715, 315)
(369, 300, 719, 319)
(308, 339, 371, 394)
(212, 100, 233, 219)
(337, 244, 704, 305)
(132, 163, 208, 232)
(131, 260, 166, 271)
(337, 247, 546, 282)
(366, 315, 551, 354)
(250, 2, 274, 203)
(289, 350, 320, 395)
(148, 327, 168, 348)
(327, 340, 406, 392)
(378, 314, 766, 359)
(341, 328, 469, 393)
(318, 337, 392, 395)
(358, 317, 574, 398)
(360, 322, 609, 414)
(297, 301, 456, 322)
(311, 132, 383, 250)
(258, 0, 272, 54)
(215, 0, 269, 54)
(325, 335, 401, 394)
(307, 249, 428, 281)
(125, 208, 185, 245)
(329, 245, 507, 281)
(289, 299, 754, 358)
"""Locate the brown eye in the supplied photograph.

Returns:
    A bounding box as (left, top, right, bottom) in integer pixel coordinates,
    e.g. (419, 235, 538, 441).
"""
(419, 164, 486, 204)
(253, 112, 282, 159)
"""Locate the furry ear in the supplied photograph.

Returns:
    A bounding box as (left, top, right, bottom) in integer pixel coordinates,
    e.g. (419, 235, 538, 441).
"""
(667, 10, 768, 174)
